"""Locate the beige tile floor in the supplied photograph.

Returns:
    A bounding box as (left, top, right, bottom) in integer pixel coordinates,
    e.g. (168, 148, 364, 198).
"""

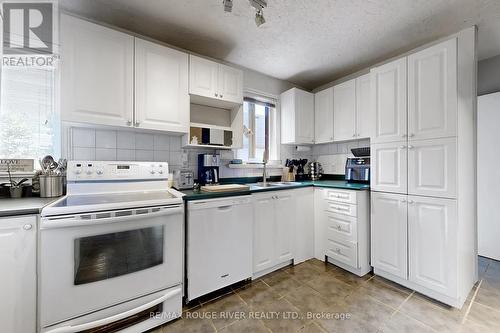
(149, 256, 500, 333)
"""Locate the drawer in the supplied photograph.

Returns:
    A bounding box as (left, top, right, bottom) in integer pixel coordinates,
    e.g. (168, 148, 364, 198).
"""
(324, 189, 357, 204)
(325, 201, 357, 217)
(326, 238, 358, 268)
(326, 212, 357, 243)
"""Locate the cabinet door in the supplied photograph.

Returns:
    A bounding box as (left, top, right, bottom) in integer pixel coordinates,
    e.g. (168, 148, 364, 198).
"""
(280, 89, 296, 144)
(333, 79, 356, 141)
(356, 73, 373, 138)
(0, 216, 37, 333)
(135, 38, 189, 133)
(408, 196, 457, 297)
(189, 55, 219, 99)
(61, 14, 134, 127)
(371, 192, 408, 279)
(408, 38, 457, 141)
(275, 192, 296, 263)
(408, 138, 457, 198)
(371, 142, 408, 194)
(314, 87, 334, 144)
(371, 58, 407, 143)
(296, 90, 315, 144)
(218, 64, 243, 104)
(253, 194, 276, 273)
(294, 188, 314, 264)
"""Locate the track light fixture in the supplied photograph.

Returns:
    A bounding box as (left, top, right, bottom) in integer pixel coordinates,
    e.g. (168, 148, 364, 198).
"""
(222, 0, 268, 27)
(223, 0, 233, 13)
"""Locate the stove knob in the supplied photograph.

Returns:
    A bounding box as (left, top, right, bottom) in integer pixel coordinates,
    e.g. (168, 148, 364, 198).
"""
(74, 169, 82, 175)
(158, 170, 164, 175)
(150, 170, 156, 175)
(86, 170, 93, 175)
(96, 169, 104, 175)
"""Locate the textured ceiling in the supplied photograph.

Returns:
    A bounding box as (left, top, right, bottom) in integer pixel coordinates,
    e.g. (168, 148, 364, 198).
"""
(60, 0, 500, 89)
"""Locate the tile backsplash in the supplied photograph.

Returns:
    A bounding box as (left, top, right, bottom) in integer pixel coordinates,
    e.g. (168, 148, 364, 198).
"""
(67, 125, 369, 180)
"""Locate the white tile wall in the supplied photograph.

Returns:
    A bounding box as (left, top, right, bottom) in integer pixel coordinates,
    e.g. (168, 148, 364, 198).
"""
(68, 126, 369, 179)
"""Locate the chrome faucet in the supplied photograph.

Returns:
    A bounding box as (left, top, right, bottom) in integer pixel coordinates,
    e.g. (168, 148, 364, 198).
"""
(262, 149, 269, 187)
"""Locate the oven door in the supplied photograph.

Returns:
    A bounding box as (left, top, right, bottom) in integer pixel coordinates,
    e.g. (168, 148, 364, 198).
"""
(39, 204, 183, 328)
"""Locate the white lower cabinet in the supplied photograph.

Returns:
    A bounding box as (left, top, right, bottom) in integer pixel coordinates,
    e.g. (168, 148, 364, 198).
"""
(371, 191, 459, 301)
(252, 190, 297, 276)
(0, 215, 37, 333)
(408, 196, 457, 297)
(371, 192, 408, 279)
(315, 188, 371, 277)
(293, 188, 314, 264)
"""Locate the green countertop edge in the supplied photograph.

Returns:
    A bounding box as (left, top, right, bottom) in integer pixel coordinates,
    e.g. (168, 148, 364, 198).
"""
(181, 180, 370, 201)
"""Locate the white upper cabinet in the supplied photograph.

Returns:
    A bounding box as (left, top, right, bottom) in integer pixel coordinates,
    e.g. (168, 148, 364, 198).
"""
(408, 38, 457, 141)
(356, 73, 373, 138)
(135, 38, 189, 133)
(314, 87, 334, 144)
(189, 55, 219, 99)
(189, 55, 243, 107)
(333, 79, 357, 141)
(371, 141, 408, 194)
(371, 192, 408, 280)
(371, 57, 408, 143)
(218, 64, 244, 104)
(408, 137, 457, 198)
(408, 196, 457, 297)
(281, 88, 315, 144)
(61, 14, 134, 127)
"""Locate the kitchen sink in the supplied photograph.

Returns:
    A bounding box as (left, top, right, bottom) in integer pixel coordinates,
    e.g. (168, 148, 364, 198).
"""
(252, 181, 302, 188)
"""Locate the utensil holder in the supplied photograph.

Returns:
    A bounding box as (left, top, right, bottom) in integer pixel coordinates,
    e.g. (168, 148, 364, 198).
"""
(40, 175, 64, 198)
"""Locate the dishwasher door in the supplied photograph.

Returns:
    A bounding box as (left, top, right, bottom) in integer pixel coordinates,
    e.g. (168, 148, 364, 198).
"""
(187, 196, 253, 301)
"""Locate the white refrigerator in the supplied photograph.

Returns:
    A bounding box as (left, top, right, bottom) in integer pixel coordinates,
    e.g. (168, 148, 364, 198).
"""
(478, 92, 500, 260)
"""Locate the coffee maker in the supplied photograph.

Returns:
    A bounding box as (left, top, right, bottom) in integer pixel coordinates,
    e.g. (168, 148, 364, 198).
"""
(197, 154, 220, 185)
(345, 147, 370, 184)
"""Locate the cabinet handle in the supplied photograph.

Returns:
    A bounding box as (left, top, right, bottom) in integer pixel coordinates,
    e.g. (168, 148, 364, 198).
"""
(401, 199, 407, 203)
(408, 200, 414, 204)
(215, 93, 219, 97)
(401, 134, 407, 138)
(336, 248, 341, 254)
(220, 94, 223, 98)
(23, 224, 33, 230)
(400, 145, 406, 149)
(337, 225, 342, 231)
(408, 145, 414, 149)
(135, 122, 140, 127)
(126, 120, 132, 126)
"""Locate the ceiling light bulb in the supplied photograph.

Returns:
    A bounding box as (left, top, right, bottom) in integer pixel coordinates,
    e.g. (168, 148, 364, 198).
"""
(255, 9, 266, 27)
(223, 0, 233, 13)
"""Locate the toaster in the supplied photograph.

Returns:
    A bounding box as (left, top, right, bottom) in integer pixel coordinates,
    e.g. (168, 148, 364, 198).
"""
(173, 169, 195, 190)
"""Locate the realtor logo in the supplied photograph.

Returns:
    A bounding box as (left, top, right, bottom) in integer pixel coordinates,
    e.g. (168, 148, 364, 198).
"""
(2, 1, 53, 54)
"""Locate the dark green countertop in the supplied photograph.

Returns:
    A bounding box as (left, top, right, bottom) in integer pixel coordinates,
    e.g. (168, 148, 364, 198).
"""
(181, 180, 369, 201)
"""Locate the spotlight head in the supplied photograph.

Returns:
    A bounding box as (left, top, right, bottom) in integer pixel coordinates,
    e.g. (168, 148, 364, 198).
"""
(255, 9, 266, 27)
(223, 0, 233, 13)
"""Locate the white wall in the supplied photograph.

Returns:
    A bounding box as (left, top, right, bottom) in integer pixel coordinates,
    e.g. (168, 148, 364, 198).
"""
(477, 92, 500, 260)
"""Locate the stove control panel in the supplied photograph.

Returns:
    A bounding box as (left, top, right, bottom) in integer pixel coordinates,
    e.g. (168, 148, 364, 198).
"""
(67, 161, 169, 181)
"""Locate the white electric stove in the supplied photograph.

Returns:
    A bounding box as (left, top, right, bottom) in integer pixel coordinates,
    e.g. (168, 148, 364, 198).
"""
(40, 161, 184, 333)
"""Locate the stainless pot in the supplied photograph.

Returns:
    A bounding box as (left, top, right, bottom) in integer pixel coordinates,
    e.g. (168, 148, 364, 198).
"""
(39, 175, 64, 198)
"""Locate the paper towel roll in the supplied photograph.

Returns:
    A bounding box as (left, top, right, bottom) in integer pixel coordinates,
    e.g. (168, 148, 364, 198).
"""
(295, 145, 311, 152)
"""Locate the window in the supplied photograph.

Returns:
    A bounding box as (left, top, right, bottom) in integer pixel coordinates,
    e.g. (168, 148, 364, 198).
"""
(0, 65, 59, 161)
(237, 96, 278, 162)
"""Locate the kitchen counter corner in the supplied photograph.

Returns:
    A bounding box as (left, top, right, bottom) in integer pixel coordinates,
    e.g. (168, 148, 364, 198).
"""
(0, 197, 60, 217)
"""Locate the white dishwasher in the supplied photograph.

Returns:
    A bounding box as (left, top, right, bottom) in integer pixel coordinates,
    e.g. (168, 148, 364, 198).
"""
(186, 196, 253, 301)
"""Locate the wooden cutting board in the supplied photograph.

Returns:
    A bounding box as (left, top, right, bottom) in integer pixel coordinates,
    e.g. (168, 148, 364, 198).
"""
(200, 184, 250, 192)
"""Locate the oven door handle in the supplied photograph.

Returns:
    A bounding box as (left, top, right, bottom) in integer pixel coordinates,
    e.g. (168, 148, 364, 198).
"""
(45, 287, 181, 333)
(41, 205, 184, 229)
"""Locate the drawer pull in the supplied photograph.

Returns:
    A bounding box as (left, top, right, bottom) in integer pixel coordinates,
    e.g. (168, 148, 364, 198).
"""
(337, 225, 342, 231)
(333, 206, 349, 212)
(336, 248, 341, 254)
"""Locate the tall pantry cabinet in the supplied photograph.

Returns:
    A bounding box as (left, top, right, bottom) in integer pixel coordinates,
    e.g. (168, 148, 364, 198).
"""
(370, 28, 477, 308)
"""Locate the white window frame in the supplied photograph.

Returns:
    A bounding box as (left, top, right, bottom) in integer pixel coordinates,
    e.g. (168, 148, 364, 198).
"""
(241, 89, 280, 163)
